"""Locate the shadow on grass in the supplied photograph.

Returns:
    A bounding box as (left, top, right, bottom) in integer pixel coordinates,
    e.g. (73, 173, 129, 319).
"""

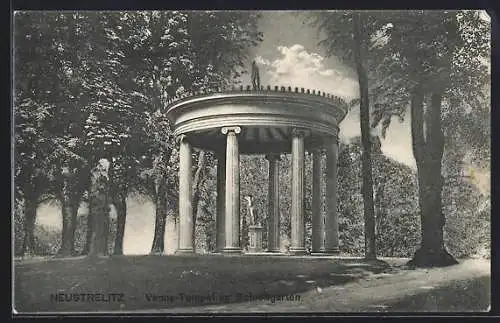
(14, 255, 391, 312)
(360, 276, 491, 312)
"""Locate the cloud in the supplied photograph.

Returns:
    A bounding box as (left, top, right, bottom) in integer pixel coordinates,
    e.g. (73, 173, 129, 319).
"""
(255, 44, 359, 100)
(254, 56, 271, 66)
(253, 44, 416, 169)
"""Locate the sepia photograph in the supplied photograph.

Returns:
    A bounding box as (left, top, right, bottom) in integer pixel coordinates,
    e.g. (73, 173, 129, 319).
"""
(12, 10, 491, 314)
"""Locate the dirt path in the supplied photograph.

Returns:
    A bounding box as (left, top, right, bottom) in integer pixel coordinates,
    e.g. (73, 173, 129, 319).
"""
(124, 259, 490, 313)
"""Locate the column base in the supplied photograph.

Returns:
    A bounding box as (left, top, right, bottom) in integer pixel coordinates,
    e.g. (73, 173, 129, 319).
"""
(310, 248, 327, 256)
(310, 252, 340, 256)
(288, 247, 307, 255)
(175, 248, 195, 255)
(266, 249, 281, 253)
(222, 247, 242, 254)
(323, 248, 340, 255)
(215, 245, 226, 253)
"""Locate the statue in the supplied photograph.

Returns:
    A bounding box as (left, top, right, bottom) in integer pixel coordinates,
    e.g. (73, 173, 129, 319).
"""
(245, 194, 264, 253)
(245, 195, 258, 226)
(251, 60, 261, 90)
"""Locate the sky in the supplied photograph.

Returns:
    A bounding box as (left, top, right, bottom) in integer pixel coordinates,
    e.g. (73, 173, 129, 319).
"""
(241, 11, 416, 168)
(33, 11, 490, 255)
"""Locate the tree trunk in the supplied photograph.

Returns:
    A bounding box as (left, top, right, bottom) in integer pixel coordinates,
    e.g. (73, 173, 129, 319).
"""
(70, 198, 79, 256)
(59, 166, 85, 256)
(83, 164, 95, 256)
(59, 198, 73, 257)
(113, 194, 127, 255)
(109, 158, 128, 256)
(83, 211, 93, 255)
(353, 13, 377, 260)
(374, 183, 384, 237)
(408, 88, 458, 267)
(150, 179, 168, 254)
(22, 196, 37, 256)
(87, 159, 110, 257)
(59, 166, 75, 257)
(191, 150, 207, 250)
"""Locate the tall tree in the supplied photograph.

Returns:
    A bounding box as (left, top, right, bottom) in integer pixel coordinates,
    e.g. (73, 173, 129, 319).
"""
(369, 10, 489, 266)
(14, 11, 126, 256)
(76, 12, 143, 256)
(307, 11, 381, 259)
(13, 12, 85, 256)
(352, 13, 377, 259)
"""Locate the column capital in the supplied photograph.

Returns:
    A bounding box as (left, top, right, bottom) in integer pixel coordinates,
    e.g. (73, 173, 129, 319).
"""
(175, 134, 189, 144)
(265, 153, 282, 161)
(291, 127, 310, 138)
(221, 126, 242, 135)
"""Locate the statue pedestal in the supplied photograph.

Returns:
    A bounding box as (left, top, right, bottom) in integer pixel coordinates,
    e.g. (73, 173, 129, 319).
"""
(248, 225, 264, 253)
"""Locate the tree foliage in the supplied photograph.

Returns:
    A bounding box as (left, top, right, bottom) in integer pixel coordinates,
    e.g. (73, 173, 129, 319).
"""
(13, 11, 263, 256)
(368, 10, 489, 266)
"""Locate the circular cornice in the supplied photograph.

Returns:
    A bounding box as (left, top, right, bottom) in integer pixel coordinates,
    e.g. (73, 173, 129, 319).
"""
(166, 88, 348, 140)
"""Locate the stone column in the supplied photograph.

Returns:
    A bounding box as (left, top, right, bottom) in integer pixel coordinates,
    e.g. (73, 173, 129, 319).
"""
(215, 149, 226, 253)
(266, 153, 281, 253)
(176, 135, 194, 254)
(222, 126, 242, 254)
(325, 136, 340, 254)
(311, 147, 325, 254)
(290, 128, 306, 255)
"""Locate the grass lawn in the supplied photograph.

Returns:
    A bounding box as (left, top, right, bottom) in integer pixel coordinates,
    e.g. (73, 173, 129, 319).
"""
(382, 276, 491, 312)
(14, 255, 391, 313)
